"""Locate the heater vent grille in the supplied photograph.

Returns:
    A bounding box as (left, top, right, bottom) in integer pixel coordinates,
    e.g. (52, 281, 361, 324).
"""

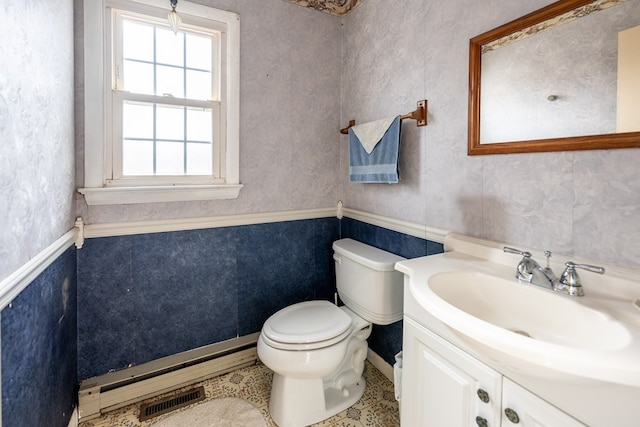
(139, 386, 205, 421)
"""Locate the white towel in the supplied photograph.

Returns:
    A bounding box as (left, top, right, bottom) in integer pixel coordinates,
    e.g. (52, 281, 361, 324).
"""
(351, 117, 397, 154)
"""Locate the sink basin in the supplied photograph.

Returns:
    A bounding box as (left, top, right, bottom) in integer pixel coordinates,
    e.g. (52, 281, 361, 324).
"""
(428, 271, 631, 352)
(396, 234, 640, 387)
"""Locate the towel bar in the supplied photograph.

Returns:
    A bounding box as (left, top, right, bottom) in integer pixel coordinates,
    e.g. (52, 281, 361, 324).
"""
(340, 100, 427, 134)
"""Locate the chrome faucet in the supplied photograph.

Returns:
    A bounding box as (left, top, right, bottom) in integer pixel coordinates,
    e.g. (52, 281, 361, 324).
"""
(503, 247, 605, 296)
(503, 247, 557, 290)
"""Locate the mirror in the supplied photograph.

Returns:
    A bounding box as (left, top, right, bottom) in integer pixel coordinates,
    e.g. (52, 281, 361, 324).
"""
(468, 0, 640, 155)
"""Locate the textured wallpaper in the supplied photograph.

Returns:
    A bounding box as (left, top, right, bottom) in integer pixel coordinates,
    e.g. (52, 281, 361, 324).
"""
(0, 1, 76, 282)
(75, 0, 343, 224)
(341, 0, 640, 269)
(72, 0, 640, 268)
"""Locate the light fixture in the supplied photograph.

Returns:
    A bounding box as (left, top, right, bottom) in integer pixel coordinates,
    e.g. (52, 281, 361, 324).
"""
(168, 0, 181, 34)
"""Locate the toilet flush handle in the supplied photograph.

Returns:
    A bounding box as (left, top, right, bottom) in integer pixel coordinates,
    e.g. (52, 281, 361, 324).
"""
(333, 254, 342, 264)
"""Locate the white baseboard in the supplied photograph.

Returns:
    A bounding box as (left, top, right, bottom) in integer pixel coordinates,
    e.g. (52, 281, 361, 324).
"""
(78, 334, 259, 422)
(367, 349, 394, 383)
(67, 408, 78, 427)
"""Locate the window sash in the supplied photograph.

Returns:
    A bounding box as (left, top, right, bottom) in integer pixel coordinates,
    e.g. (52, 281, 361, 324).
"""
(112, 11, 222, 101)
(108, 91, 222, 186)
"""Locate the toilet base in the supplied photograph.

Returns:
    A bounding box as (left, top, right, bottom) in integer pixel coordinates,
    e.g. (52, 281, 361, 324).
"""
(268, 373, 366, 427)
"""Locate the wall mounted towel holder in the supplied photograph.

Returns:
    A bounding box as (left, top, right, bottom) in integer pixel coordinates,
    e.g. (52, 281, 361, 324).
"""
(340, 100, 428, 134)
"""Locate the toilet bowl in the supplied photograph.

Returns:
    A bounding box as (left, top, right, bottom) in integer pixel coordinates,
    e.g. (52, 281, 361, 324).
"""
(257, 239, 405, 427)
(258, 301, 371, 426)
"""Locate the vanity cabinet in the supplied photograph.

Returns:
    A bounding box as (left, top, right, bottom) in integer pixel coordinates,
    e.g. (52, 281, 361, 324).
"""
(402, 317, 585, 427)
(402, 317, 502, 427)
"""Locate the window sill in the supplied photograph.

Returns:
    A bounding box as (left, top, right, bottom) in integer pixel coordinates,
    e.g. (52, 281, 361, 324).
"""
(78, 184, 243, 206)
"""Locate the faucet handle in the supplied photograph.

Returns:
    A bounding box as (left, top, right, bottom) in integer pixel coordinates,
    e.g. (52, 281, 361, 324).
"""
(566, 262, 605, 275)
(556, 262, 605, 296)
(503, 246, 532, 257)
(503, 246, 537, 282)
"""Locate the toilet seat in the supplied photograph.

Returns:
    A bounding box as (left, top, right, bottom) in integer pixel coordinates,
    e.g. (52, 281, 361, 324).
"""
(261, 301, 353, 351)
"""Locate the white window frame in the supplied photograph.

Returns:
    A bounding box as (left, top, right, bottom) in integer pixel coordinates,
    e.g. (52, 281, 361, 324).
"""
(79, 0, 241, 205)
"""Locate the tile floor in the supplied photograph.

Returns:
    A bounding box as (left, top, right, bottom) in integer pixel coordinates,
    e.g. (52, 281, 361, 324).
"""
(79, 360, 400, 427)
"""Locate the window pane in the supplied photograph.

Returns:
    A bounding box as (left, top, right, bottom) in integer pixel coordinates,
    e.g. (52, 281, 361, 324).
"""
(156, 141, 184, 175)
(186, 108, 212, 142)
(156, 105, 184, 141)
(156, 28, 184, 67)
(156, 65, 184, 97)
(186, 70, 212, 100)
(123, 139, 154, 175)
(123, 102, 153, 139)
(123, 21, 153, 62)
(186, 33, 212, 71)
(123, 60, 154, 94)
(186, 143, 212, 175)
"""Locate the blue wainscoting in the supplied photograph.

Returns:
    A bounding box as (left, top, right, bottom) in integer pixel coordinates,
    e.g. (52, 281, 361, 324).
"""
(76, 216, 443, 380)
(237, 219, 339, 335)
(340, 218, 444, 259)
(341, 218, 444, 365)
(1, 247, 77, 427)
(77, 218, 340, 379)
(0, 215, 442, 424)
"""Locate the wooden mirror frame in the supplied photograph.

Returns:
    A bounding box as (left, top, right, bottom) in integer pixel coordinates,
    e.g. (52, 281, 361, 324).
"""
(468, 0, 640, 155)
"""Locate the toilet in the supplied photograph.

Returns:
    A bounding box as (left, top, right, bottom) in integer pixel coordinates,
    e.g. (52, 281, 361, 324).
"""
(257, 238, 405, 427)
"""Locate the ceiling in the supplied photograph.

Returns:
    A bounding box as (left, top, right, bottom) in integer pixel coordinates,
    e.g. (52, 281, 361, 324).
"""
(285, 0, 364, 16)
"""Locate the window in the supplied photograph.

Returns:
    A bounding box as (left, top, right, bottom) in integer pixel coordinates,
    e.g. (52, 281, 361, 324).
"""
(79, 0, 241, 205)
(113, 14, 219, 183)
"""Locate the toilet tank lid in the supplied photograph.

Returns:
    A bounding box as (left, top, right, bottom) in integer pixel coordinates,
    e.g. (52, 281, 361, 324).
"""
(332, 239, 405, 271)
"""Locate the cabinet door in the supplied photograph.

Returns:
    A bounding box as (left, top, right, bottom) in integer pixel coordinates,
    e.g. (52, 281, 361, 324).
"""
(502, 378, 586, 427)
(402, 317, 502, 427)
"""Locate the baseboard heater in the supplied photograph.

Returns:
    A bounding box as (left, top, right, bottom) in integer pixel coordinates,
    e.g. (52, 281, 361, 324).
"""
(78, 333, 260, 421)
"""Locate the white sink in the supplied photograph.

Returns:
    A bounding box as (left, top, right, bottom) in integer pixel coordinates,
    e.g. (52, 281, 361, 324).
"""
(396, 234, 640, 387)
(428, 271, 631, 352)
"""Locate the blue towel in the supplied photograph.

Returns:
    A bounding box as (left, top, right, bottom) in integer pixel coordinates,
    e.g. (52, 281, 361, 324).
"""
(348, 116, 401, 183)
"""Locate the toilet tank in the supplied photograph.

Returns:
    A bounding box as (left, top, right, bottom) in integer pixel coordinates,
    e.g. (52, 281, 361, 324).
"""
(332, 239, 405, 325)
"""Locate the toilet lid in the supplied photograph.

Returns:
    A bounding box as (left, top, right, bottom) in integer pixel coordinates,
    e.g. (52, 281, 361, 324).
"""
(261, 301, 353, 350)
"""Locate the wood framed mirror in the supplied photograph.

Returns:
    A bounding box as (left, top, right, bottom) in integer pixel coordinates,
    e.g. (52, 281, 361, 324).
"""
(468, 0, 640, 155)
